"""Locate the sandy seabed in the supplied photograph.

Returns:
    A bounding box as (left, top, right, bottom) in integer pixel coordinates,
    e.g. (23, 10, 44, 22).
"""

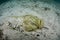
(0, 0, 60, 40)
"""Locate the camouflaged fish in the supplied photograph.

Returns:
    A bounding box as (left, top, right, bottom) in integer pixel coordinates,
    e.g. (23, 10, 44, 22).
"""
(10, 15, 44, 32)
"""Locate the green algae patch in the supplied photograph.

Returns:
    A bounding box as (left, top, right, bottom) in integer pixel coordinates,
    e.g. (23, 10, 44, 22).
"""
(23, 15, 44, 32)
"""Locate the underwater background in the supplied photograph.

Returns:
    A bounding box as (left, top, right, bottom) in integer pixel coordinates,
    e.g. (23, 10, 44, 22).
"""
(0, 0, 60, 40)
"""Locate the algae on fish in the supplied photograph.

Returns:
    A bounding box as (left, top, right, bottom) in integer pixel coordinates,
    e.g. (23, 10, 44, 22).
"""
(23, 15, 44, 32)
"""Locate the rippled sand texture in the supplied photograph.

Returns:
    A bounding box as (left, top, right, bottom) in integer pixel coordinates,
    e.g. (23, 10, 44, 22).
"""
(0, 0, 60, 40)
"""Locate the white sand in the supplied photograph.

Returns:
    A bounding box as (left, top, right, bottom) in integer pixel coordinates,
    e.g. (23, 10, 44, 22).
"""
(0, 0, 60, 40)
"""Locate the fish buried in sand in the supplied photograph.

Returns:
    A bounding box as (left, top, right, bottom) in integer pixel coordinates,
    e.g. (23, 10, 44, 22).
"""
(11, 15, 44, 32)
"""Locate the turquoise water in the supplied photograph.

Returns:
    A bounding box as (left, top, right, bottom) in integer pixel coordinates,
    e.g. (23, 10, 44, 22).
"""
(0, 0, 60, 4)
